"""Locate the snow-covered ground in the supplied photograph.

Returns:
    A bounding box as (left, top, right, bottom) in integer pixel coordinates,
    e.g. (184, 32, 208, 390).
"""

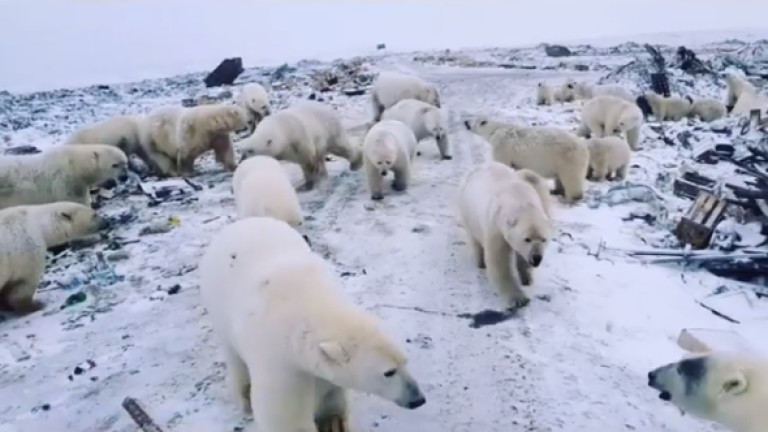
(2, 17, 768, 432)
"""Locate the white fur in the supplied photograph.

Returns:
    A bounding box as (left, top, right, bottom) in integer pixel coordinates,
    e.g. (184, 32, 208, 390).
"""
(232, 156, 302, 226)
(578, 95, 644, 151)
(139, 105, 186, 176)
(198, 217, 426, 431)
(644, 91, 692, 121)
(0, 202, 103, 314)
(371, 71, 441, 121)
(586, 136, 631, 181)
(553, 78, 577, 103)
(380, 98, 451, 160)
(464, 116, 589, 202)
(237, 83, 271, 133)
(239, 101, 362, 191)
(536, 82, 555, 106)
(689, 99, 727, 122)
(457, 162, 552, 309)
(362, 119, 419, 200)
(725, 72, 758, 112)
(575, 82, 635, 102)
(64, 114, 144, 157)
(0, 145, 128, 210)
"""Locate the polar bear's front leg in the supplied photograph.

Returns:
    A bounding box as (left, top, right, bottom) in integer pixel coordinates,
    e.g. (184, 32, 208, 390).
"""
(469, 237, 485, 269)
(365, 159, 385, 200)
(391, 163, 410, 192)
(249, 367, 317, 432)
(314, 377, 350, 432)
(484, 233, 530, 309)
(435, 134, 452, 160)
(625, 127, 640, 151)
(222, 344, 251, 413)
(514, 252, 533, 286)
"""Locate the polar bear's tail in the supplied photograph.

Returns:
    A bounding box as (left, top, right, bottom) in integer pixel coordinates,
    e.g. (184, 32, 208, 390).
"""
(516, 168, 552, 217)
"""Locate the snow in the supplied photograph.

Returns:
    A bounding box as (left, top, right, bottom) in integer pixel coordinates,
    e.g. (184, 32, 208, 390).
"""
(2, 6, 768, 432)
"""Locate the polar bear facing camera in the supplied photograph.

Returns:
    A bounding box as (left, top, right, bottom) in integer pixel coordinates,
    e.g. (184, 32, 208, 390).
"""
(371, 71, 441, 122)
(648, 351, 768, 432)
(463, 115, 589, 202)
(688, 98, 727, 122)
(199, 217, 426, 432)
(553, 78, 577, 103)
(380, 98, 451, 160)
(239, 101, 363, 191)
(586, 136, 631, 182)
(0, 202, 105, 314)
(363, 119, 419, 200)
(536, 82, 555, 106)
(232, 156, 302, 227)
(458, 162, 552, 309)
(641, 91, 692, 122)
(0, 144, 128, 210)
(236, 83, 271, 134)
(577, 95, 644, 151)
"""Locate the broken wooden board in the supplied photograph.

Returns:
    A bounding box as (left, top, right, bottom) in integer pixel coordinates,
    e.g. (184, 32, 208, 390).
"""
(674, 190, 728, 249)
(677, 328, 754, 354)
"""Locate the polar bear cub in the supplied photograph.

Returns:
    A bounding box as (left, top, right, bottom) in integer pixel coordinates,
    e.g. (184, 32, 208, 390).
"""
(0, 202, 105, 314)
(380, 98, 451, 160)
(577, 95, 644, 151)
(586, 136, 631, 182)
(232, 156, 302, 226)
(0, 144, 128, 210)
(362, 119, 419, 200)
(642, 91, 692, 121)
(458, 162, 552, 310)
(463, 115, 589, 202)
(236, 83, 271, 134)
(688, 98, 727, 122)
(371, 71, 441, 122)
(239, 101, 363, 191)
(536, 82, 555, 106)
(648, 351, 768, 432)
(199, 217, 426, 432)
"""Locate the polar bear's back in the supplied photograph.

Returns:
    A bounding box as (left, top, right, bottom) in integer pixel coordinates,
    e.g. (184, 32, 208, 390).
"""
(232, 156, 302, 226)
(0, 147, 83, 209)
(381, 99, 439, 138)
(143, 105, 184, 147)
(64, 114, 142, 146)
(592, 84, 634, 102)
(373, 71, 430, 108)
(458, 162, 517, 240)
(490, 126, 586, 178)
(287, 101, 344, 139)
(366, 119, 418, 160)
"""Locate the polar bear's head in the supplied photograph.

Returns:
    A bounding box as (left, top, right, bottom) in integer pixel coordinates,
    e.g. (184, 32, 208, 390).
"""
(32, 201, 107, 248)
(616, 104, 644, 133)
(238, 116, 290, 161)
(316, 319, 426, 410)
(420, 84, 441, 108)
(463, 115, 506, 140)
(420, 106, 446, 140)
(493, 192, 551, 268)
(648, 352, 768, 432)
(365, 135, 398, 176)
(64, 144, 129, 185)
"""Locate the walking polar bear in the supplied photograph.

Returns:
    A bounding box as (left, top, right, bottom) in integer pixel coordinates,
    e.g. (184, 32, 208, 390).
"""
(239, 101, 363, 191)
(648, 351, 768, 432)
(236, 82, 271, 134)
(232, 155, 302, 227)
(0, 202, 106, 314)
(463, 115, 589, 202)
(577, 95, 644, 151)
(641, 91, 692, 122)
(371, 71, 441, 122)
(586, 136, 631, 182)
(380, 98, 451, 160)
(140, 103, 249, 177)
(0, 144, 128, 210)
(362, 119, 419, 200)
(689, 98, 727, 122)
(199, 217, 426, 432)
(458, 162, 552, 310)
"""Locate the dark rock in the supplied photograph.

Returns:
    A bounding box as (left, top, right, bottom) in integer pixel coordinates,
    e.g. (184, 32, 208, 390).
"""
(545, 44, 572, 57)
(4, 145, 40, 155)
(341, 88, 366, 96)
(376, 43, 386, 50)
(573, 64, 590, 71)
(203, 57, 244, 88)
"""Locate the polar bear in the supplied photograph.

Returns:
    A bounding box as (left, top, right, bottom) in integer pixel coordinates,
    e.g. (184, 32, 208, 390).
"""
(139, 105, 186, 176)
(586, 136, 631, 182)
(725, 72, 758, 113)
(732, 90, 768, 118)
(688, 98, 727, 122)
(577, 95, 644, 151)
(199, 217, 426, 432)
(362, 119, 419, 201)
(0, 202, 105, 314)
(641, 91, 692, 122)
(463, 116, 589, 202)
(0, 144, 128, 210)
(648, 351, 768, 432)
(553, 78, 577, 103)
(237, 83, 271, 134)
(371, 71, 441, 122)
(574, 82, 635, 102)
(380, 98, 451, 160)
(63, 115, 148, 167)
(232, 156, 302, 226)
(239, 101, 363, 191)
(458, 162, 552, 310)
(536, 82, 555, 106)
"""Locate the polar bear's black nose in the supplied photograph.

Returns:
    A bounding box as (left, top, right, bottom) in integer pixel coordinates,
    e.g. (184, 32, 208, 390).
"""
(406, 396, 426, 409)
(648, 370, 657, 386)
(530, 254, 542, 267)
(463, 120, 471, 130)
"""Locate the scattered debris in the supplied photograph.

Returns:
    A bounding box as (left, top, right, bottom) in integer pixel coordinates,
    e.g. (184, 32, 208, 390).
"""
(674, 191, 728, 249)
(376, 43, 386, 50)
(3, 145, 40, 155)
(203, 57, 244, 88)
(122, 397, 164, 432)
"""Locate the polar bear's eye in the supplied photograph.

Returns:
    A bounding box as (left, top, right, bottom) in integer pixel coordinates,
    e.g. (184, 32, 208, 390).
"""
(266, 139, 272, 146)
(479, 120, 487, 126)
(60, 212, 73, 221)
(524, 237, 532, 243)
(383, 368, 397, 378)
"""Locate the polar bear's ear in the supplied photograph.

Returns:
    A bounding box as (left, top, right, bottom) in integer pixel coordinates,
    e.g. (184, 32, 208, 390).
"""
(318, 341, 351, 365)
(720, 371, 748, 397)
(93, 151, 100, 162)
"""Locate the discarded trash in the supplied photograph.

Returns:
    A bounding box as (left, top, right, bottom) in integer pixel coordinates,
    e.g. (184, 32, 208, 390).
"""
(674, 190, 728, 249)
(67, 359, 97, 381)
(139, 220, 173, 236)
(587, 182, 665, 209)
(61, 291, 87, 309)
(140, 179, 196, 204)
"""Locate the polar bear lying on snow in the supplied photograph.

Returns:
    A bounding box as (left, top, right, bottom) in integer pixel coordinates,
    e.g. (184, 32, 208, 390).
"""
(199, 216, 426, 432)
(458, 162, 552, 310)
(0, 144, 128, 210)
(577, 95, 644, 151)
(380, 98, 451, 160)
(648, 351, 768, 432)
(239, 101, 363, 191)
(362, 119, 419, 200)
(371, 71, 441, 122)
(232, 155, 302, 227)
(0, 202, 106, 314)
(463, 115, 589, 202)
(236, 82, 271, 134)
